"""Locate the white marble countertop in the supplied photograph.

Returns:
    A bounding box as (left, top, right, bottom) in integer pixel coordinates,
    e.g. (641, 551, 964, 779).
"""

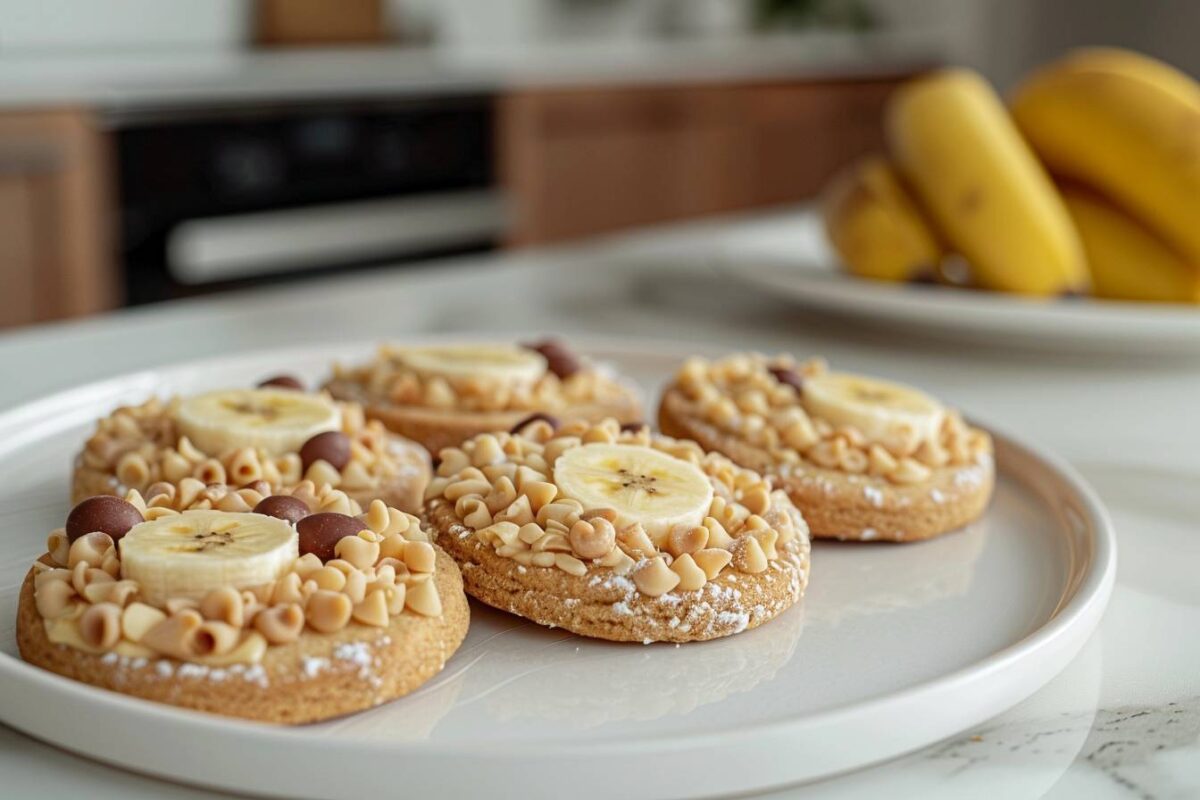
(0, 33, 941, 113)
(0, 210, 1196, 798)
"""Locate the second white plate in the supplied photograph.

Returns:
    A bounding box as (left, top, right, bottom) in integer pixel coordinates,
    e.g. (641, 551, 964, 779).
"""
(715, 212, 1200, 355)
(0, 338, 1116, 799)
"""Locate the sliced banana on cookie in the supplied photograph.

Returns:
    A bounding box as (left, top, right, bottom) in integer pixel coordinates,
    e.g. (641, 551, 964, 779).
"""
(553, 443, 713, 543)
(395, 344, 547, 383)
(175, 388, 341, 456)
(801, 372, 944, 454)
(120, 510, 299, 606)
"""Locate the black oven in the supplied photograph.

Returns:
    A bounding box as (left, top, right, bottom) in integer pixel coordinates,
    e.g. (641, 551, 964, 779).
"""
(113, 94, 502, 305)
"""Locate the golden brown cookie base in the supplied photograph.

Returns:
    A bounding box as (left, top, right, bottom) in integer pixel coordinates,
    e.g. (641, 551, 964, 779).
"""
(16, 550, 469, 725)
(70, 433, 432, 515)
(430, 501, 809, 643)
(659, 390, 994, 543)
(325, 378, 643, 454)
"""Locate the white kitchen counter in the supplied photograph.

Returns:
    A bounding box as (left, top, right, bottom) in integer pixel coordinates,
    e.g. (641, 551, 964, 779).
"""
(0, 211, 1196, 799)
(0, 33, 940, 113)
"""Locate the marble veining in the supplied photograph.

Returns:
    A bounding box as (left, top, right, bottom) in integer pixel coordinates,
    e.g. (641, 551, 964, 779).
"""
(926, 697, 1199, 799)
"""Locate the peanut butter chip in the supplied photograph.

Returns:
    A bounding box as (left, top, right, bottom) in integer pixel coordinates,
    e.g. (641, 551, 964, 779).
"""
(253, 603, 304, 643)
(405, 579, 442, 617)
(731, 536, 769, 574)
(352, 589, 390, 627)
(667, 524, 708, 557)
(121, 603, 167, 642)
(306, 590, 353, 633)
(669, 553, 708, 592)
(632, 556, 680, 597)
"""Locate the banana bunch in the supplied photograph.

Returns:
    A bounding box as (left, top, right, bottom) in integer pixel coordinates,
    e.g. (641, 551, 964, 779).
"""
(822, 49, 1200, 303)
(1059, 183, 1200, 304)
(1011, 48, 1200, 303)
(820, 155, 945, 284)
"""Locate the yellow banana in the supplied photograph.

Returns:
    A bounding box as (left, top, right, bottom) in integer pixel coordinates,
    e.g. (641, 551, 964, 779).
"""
(1010, 48, 1200, 264)
(1058, 47, 1200, 108)
(1060, 184, 1200, 304)
(820, 155, 944, 283)
(885, 68, 1088, 296)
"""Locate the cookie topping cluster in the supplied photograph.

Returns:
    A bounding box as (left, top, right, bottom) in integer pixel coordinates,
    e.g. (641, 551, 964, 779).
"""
(428, 418, 806, 597)
(33, 489, 441, 665)
(672, 354, 990, 484)
(78, 395, 409, 498)
(334, 343, 628, 414)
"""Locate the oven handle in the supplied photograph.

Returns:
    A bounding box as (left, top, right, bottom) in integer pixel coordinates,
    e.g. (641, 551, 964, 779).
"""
(166, 189, 507, 285)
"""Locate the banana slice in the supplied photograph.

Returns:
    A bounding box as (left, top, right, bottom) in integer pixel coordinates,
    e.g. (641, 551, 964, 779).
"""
(801, 372, 944, 455)
(120, 510, 298, 606)
(553, 443, 713, 544)
(395, 344, 547, 383)
(175, 388, 341, 457)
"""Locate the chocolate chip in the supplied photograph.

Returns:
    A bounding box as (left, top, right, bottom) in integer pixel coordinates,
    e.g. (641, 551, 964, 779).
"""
(299, 431, 351, 472)
(522, 338, 582, 379)
(768, 366, 805, 395)
(296, 513, 367, 561)
(65, 496, 145, 543)
(509, 412, 561, 434)
(253, 495, 310, 525)
(620, 421, 648, 433)
(257, 374, 305, 391)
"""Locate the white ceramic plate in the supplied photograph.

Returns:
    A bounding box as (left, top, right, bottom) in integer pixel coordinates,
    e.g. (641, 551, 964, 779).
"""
(0, 339, 1115, 799)
(714, 213, 1200, 355)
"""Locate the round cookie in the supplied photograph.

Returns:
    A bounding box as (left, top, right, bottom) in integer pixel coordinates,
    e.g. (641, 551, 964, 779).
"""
(17, 492, 468, 724)
(325, 341, 643, 454)
(72, 387, 431, 514)
(17, 549, 467, 724)
(426, 418, 811, 643)
(658, 354, 994, 543)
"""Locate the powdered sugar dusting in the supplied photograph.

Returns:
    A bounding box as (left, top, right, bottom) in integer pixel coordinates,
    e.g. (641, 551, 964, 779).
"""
(243, 664, 268, 688)
(601, 575, 637, 593)
(955, 464, 987, 487)
(714, 610, 750, 633)
(302, 656, 330, 678)
(95, 654, 270, 687)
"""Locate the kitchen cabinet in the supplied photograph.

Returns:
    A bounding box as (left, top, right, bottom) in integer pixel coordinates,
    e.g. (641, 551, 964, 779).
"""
(498, 73, 917, 246)
(0, 110, 115, 328)
(0, 65, 921, 326)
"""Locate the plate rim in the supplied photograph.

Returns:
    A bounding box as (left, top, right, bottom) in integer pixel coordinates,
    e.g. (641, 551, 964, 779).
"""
(0, 337, 1117, 790)
(715, 234, 1200, 349)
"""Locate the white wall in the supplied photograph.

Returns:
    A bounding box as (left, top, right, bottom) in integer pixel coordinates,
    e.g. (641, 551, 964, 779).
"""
(968, 0, 1198, 88)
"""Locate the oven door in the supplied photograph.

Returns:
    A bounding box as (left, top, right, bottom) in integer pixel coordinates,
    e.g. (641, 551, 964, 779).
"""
(166, 189, 506, 285)
(115, 95, 498, 304)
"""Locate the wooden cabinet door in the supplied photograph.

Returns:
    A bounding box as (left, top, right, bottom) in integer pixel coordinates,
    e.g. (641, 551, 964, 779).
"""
(499, 74, 914, 246)
(0, 109, 115, 328)
(745, 78, 902, 205)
